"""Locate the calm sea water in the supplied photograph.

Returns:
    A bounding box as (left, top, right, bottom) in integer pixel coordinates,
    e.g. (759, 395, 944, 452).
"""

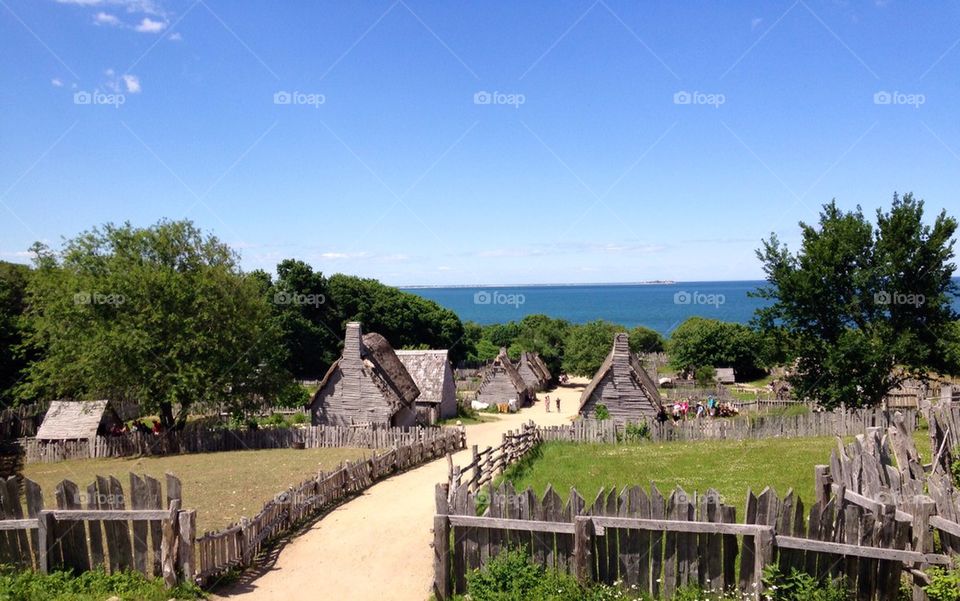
(402, 280, 960, 336)
(401, 281, 769, 335)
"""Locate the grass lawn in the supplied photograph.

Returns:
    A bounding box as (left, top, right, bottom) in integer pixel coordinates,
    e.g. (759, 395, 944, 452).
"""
(499, 437, 850, 518)
(24, 447, 369, 534)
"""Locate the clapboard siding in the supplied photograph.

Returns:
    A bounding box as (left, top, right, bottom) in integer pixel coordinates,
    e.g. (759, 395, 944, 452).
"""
(580, 333, 660, 420)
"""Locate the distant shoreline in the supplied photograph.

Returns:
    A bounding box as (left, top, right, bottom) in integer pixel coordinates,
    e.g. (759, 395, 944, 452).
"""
(399, 280, 689, 289)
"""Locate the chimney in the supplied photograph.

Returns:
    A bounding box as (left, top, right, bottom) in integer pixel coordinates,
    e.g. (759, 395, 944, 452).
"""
(344, 322, 362, 362)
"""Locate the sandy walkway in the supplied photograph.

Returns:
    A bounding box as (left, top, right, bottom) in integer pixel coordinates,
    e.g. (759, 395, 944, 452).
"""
(214, 381, 585, 601)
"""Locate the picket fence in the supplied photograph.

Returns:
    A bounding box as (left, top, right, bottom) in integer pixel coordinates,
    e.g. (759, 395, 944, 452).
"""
(0, 473, 190, 587)
(537, 408, 917, 444)
(434, 479, 956, 601)
(21, 423, 460, 464)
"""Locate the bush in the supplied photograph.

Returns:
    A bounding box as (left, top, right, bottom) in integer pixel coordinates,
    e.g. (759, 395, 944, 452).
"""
(0, 566, 205, 601)
(262, 413, 291, 429)
(694, 365, 716, 387)
(925, 564, 960, 601)
(623, 420, 650, 442)
(595, 404, 610, 420)
(462, 547, 586, 601)
(291, 412, 308, 425)
(762, 564, 851, 601)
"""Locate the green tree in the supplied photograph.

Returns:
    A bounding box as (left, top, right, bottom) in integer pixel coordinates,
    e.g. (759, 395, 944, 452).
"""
(326, 274, 467, 363)
(0, 261, 32, 406)
(505, 314, 570, 376)
(18, 221, 289, 427)
(754, 194, 960, 408)
(668, 317, 766, 381)
(562, 320, 621, 376)
(628, 325, 665, 354)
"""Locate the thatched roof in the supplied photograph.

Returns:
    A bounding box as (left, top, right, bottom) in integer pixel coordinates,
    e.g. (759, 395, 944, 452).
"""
(482, 348, 528, 394)
(715, 368, 735, 384)
(531, 353, 552, 381)
(395, 350, 451, 405)
(362, 332, 420, 405)
(36, 400, 117, 441)
(579, 333, 662, 411)
(518, 352, 548, 388)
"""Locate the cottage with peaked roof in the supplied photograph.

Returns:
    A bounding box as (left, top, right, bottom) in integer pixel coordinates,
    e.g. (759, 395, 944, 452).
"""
(714, 367, 736, 385)
(517, 352, 550, 391)
(579, 332, 662, 420)
(475, 348, 530, 407)
(309, 322, 420, 427)
(36, 400, 124, 441)
(395, 349, 457, 424)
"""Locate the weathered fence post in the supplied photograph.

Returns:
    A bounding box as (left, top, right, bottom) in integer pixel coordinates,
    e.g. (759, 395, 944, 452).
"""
(814, 465, 832, 507)
(160, 499, 181, 588)
(36, 510, 54, 574)
(573, 516, 595, 585)
(177, 510, 196, 582)
(434, 484, 451, 600)
(470, 445, 480, 491)
(908, 495, 936, 601)
(753, 527, 774, 597)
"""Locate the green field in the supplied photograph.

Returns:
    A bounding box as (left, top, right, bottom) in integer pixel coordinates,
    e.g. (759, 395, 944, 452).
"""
(24, 447, 369, 533)
(500, 431, 932, 518)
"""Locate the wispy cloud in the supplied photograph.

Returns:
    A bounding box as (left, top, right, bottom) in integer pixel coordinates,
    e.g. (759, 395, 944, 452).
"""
(168, 31, 182, 41)
(93, 11, 120, 26)
(51, 78, 64, 87)
(121, 73, 140, 93)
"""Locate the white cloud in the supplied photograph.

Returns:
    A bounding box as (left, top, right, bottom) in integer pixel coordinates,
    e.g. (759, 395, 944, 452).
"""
(134, 17, 166, 33)
(51, 78, 64, 87)
(168, 31, 182, 41)
(122, 74, 141, 93)
(751, 17, 764, 30)
(56, 0, 165, 16)
(94, 11, 120, 26)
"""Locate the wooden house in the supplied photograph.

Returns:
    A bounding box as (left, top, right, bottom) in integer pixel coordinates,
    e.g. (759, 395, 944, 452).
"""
(517, 352, 550, 391)
(714, 367, 736, 385)
(35, 400, 125, 441)
(578, 332, 662, 420)
(475, 348, 530, 407)
(395, 349, 457, 424)
(309, 322, 420, 427)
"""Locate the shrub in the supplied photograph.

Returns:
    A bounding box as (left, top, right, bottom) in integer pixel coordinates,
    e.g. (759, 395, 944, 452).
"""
(595, 404, 611, 420)
(462, 547, 586, 601)
(0, 566, 205, 601)
(291, 412, 308, 425)
(624, 420, 650, 442)
(762, 564, 851, 601)
(925, 564, 960, 601)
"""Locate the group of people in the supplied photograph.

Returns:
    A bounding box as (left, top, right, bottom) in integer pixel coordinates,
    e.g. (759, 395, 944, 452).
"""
(542, 394, 561, 413)
(656, 396, 740, 422)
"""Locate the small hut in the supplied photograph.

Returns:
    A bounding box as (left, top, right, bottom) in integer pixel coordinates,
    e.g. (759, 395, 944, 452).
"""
(517, 352, 550, 391)
(475, 348, 530, 408)
(714, 367, 736, 385)
(308, 322, 420, 427)
(35, 400, 125, 441)
(395, 349, 457, 424)
(579, 333, 662, 420)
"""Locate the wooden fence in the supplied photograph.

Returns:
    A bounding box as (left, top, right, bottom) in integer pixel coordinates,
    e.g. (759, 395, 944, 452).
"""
(0, 402, 47, 440)
(537, 408, 917, 444)
(0, 472, 191, 586)
(194, 427, 466, 584)
(449, 422, 540, 495)
(433, 479, 956, 601)
(21, 423, 461, 464)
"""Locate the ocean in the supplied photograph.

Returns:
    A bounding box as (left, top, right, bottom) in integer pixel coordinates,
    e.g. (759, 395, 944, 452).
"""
(402, 280, 960, 336)
(401, 281, 770, 335)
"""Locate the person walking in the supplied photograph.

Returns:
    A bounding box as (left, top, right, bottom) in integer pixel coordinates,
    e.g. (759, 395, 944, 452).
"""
(555, 396, 560, 412)
(544, 394, 551, 412)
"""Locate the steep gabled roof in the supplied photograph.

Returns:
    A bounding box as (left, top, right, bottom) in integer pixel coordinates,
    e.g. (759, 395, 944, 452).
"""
(36, 400, 114, 440)
(395, 350, 451, 405)
(362, 332, 420, 406)
(531, 353, 552, 381)
(481, 348, 528, 394)
(578, 333, 662, 411)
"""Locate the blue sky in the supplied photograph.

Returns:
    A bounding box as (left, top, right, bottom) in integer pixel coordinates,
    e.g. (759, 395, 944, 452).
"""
(1, 1, 959, 286)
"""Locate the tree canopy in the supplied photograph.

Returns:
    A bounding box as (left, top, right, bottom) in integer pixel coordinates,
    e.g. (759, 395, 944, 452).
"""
(668, 317, 768, 381)
(754, 194, 960, 408)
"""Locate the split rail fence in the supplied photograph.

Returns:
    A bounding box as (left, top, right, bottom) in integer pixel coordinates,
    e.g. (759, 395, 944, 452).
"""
(20, 423, 460, 464)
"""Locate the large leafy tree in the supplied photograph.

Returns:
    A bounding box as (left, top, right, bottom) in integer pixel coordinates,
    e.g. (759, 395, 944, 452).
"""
(628, 326, 665, 354)
(562, 320, 621, 376)
(326, 274, 468, 363)
(754, 194, 960, 408)
(0, 261, 32, 406)
(668, 317, 767, 380)
(18, 221, 290, 427)
(505, 314, 571, 376)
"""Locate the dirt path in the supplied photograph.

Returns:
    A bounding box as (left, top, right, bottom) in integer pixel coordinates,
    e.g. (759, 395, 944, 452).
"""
(214, 381, 585, 601)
